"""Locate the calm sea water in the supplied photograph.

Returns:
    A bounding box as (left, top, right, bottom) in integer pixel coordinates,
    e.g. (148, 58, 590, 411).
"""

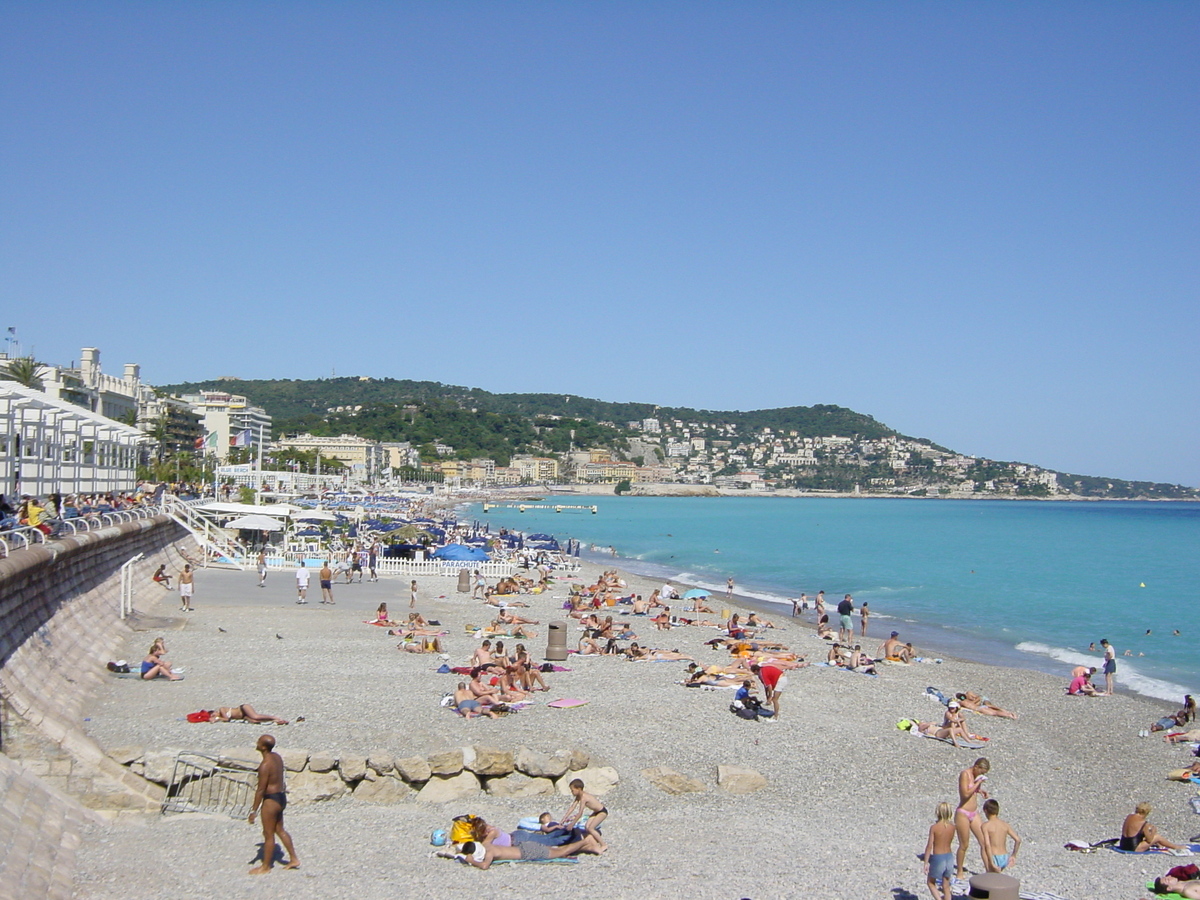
(467, 497, 1200, 702)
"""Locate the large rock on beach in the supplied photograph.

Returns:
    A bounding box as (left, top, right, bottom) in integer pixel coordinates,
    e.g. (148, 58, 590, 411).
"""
(716, 765, 767, 794)
(516, 747, 570, 779)
(289, 769, 347, 802)
(279, 749, 309, 773)
(467, 746, 514, 776)
(367, 750, 394, 774)
(485, 773, 555, 798)
(106, 746, 144, 766)
(416, 771, 481, 803)
(353, 776, 414, 803)
(142, 750, 180, 785)
(427, 748, 464, 776)
(307, 751, 338, 773)
(555, 766, 619, 796)
(395, 756, 432, 783)
(642, 766, 707, 795)
(338, 754, 368, 783)
(219, 747, 259, 770)
(569, 749, 591, 771)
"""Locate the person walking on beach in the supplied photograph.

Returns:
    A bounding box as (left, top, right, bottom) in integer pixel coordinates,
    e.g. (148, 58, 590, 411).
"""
(257, 550, 268, 588)
(860, 602, 869, 636)
(295, 561, 309, 604)
(837, 594, 854, 643)
(319, 561, 335, 604)
(954, 757, 990, 878)
(410, 579, 418, 608)
(1100, 639, 1117, 694)
(178, 565, 195, 612)
(367, 542, 379, 582)
(248, 734, 300, 874)
(923, 802, 955, 900)
(979, 799, 1020, 873)
(726, 577, 734, 599)
(472, 569, 485, 600)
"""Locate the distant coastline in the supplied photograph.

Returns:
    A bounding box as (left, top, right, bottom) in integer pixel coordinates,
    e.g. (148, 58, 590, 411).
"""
(484, 483, 1200, 501)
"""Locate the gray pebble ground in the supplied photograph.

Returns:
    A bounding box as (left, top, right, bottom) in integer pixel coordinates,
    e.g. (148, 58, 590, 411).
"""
(73, 561, 1199, 899)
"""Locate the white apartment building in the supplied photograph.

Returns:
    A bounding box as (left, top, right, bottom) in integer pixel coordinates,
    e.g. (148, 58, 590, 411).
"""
(273, 433, 385, 484)
(181, 391, 272, 462)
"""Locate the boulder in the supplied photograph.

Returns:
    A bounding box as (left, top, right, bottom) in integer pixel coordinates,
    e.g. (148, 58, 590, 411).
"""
(353, 776, 414, 803)
(141, 750, 180, 785)
(555, 766, 619, 796)
(106, 746, 144, 766)
(338, 754, 368, 783)
(416, 771, 481, 803)
(485, 773, 555, 798)
(716, 765, 767, 794)
(279, 749, 309, 773)
(569, 749, 590, 771)
(642, 766, 706, 795)
(367, 750, 394, 774)
(515, 747, 569, 780)
(468, 746, 515, 777)
(307, 751, 337, 773)
(395, 756, 432, 784)
(427, 749, 464, 776)
(219, 747, 259, 770)
(289, 769, 347, 802)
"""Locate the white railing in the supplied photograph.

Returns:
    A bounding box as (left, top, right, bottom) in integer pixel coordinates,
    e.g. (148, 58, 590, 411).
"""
(118, 552, 144, 619)
(158, 496, 249, 570)
(255, 550, 516, 578)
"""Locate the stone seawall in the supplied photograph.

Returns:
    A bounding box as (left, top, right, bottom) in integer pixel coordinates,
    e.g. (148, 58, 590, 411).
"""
(0, 518, 198, 900)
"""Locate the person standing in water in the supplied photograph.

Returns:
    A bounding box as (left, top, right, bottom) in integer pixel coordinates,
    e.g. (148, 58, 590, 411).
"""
(1100, 638, 1117, 694)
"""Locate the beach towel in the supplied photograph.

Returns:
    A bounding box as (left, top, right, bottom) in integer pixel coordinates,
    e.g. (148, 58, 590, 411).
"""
(547, 698, 588, 709)
(1110, 843, 1200, 855)
(1145, 885, 1187, 900)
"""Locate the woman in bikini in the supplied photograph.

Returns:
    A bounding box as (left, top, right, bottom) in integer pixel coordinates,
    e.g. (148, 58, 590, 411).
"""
(954, 758, 990, 878)
(956, 691, 1018, 719)
(213, 704, 290, 725)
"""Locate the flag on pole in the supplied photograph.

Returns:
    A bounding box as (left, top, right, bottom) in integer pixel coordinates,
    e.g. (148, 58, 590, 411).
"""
(231, 429, 252, 447)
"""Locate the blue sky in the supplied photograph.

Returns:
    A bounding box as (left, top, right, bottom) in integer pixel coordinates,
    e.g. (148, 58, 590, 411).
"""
(2, 3, 1196, 485)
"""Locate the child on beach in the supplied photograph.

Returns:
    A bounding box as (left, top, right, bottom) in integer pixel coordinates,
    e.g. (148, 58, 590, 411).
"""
(979, 799, 1020, 873)
(562, 779, 608, 852)
(923, 802, 955, 900)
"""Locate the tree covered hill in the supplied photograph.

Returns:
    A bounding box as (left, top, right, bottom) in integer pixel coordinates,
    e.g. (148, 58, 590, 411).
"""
(160, 377, 896, 441)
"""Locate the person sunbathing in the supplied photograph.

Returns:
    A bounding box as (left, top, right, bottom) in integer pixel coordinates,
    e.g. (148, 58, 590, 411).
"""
(631, 596, 650, 615)
(1150, 875, 1200, 898)
(745, 613, 775, 628)
(397, 635, 445, 653)
(1121, 802, 1185, 852)
(496, 609, 539, 627)
(513, 649, 549, 692)
(141, 639, 181, 681)
(691, 598, 714, 613)
(627, 643, 693, 661)
(817, 614, 834, 640)
(847, 646, 877, 674)
(212, 704, 290, 725)
(371, 603, 397, 626)
(955, 692, 1017, 719)
(653, 609, 672, 631)
(462, 834, 601, 868)
(454, 682, 499, 720)
(684, 669, 742, 687)
(1164, 728, 1200, 743)
(472, 640, 493, 667)
(827, 643, 849, 665)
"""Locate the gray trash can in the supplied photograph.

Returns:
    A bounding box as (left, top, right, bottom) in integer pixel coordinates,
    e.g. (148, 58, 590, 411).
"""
(968, 872, 1018, 900)
(545, 621, 569, 661)
(456, 569, 470, 593)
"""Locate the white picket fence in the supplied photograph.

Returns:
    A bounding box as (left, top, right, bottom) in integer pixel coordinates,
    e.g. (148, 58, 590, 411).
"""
(256, 550, 518, 578)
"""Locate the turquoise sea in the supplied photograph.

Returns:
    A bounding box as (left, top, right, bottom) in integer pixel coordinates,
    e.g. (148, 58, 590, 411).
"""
(467, 497, 1200, 702)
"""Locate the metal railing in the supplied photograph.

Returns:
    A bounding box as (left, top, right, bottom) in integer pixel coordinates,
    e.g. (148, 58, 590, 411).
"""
(158, 496, 249, 570)
(161, 752, 257, 818)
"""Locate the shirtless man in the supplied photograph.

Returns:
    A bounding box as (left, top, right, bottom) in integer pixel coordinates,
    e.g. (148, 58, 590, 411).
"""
(178, 565, 194, 612)
(954, 758, 990, 878)
(923, 802, 955, 900)
(1151, 875, 1200, 898)
(461, 834, 601, 869)
(561, 778, 608, 851)
(979, 799, 1020, 873)
(471, 640, 493, 668)
(454, 682, 498, 720)
(248, 734, 299, 874)
(256, 550, 267, 588)
(319, 561, 335, 604)
(878, 631, 904, 661)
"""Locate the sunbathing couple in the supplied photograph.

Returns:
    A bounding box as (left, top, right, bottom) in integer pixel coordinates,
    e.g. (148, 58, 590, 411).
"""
(471, 641, 549, 693)
(826, 642, 877, 674)
(461, 783, 608, 867)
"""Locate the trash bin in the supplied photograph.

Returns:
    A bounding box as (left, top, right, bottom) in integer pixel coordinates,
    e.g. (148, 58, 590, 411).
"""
(968, 872, 1019, 900)
(545, 621, 568, 661)
(456, 569, 470, 593)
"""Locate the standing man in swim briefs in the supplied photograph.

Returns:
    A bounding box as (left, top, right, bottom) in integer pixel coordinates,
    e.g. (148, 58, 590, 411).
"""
(178, 564, 195, 612)
(1100, 638, 1116, 694)
(751, 662, 787, 721)
(257, 549, 268, 588)
(248, 734, 299, 874)
(295, 560, 309, 604)
(319, 560, 335, 604)
(726, 576, 734, 599)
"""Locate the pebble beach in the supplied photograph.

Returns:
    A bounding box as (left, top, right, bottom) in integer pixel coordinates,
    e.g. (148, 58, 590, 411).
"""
(73, 559, 1199, 900)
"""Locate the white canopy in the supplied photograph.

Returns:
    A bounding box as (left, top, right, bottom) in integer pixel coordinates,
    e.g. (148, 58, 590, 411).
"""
(197, 502, 303, 518)
(292, 509, 338, 521)
(224, 514, 288, 531)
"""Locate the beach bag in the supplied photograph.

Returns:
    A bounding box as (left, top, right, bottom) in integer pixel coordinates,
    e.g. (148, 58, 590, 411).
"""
(450, 814, 480, 844)
(186, 710, 212, 723)
(436, 664, 451, 674)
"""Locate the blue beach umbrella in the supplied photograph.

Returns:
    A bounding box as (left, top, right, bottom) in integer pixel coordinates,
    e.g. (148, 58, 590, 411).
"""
(431, 544, 490, 562)
(682, 589, 710, 599)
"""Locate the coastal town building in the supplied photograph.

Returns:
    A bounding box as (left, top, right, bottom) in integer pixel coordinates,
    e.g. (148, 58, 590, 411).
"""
(181, 391, 272, 462)
(272, 433, 385, 484)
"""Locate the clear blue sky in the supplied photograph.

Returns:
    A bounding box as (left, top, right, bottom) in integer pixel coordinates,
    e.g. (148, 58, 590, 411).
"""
(2, 3, 1196, 485)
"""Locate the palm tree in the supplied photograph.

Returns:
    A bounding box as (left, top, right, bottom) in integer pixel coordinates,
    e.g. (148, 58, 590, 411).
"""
(0, 356, 44, 390)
